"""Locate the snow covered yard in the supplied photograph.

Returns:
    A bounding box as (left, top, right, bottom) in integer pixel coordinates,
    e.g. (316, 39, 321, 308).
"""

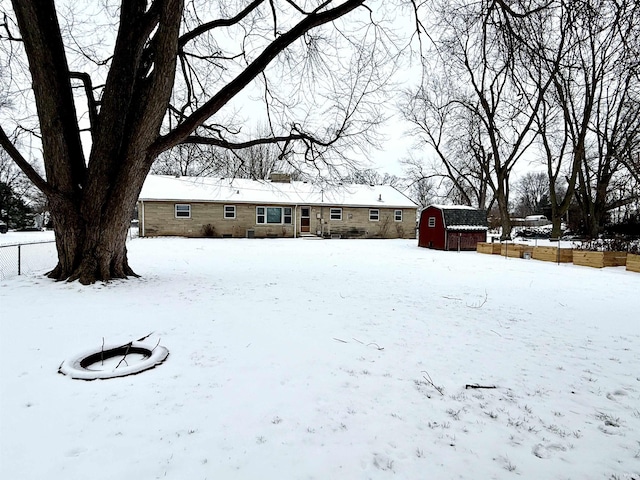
(1, 238, 639, 480)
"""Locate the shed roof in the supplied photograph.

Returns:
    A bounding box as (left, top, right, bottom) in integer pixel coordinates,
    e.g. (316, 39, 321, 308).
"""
(139, 175, 418, 209)
(427, 205, 488, 230)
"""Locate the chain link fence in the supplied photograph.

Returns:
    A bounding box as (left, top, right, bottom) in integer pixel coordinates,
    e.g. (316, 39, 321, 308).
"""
(0, 228, 139, 281)
(0, 241, 57, 280)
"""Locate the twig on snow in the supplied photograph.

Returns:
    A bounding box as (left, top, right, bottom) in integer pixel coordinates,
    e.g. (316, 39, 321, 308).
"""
(136, 332, 154, 342)
(466, 291, 488, 309)
(465, 384, 497, 390)
(114, 342, 132, 369)
(353, 338, 384, 350)
(421, 370, 444, 396)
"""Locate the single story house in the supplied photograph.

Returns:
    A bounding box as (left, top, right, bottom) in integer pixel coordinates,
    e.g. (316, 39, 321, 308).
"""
(418, 205, 488, 250)
(137, 174, 418, 239)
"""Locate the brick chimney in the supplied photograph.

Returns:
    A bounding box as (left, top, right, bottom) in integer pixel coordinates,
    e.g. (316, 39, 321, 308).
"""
(269, 173, 291, 183)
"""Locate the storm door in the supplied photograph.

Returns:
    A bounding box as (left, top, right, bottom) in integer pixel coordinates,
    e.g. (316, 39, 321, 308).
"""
(300, 207, 311, 233)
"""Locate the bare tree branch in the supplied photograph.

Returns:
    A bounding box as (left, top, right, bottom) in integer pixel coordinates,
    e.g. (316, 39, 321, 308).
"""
(178, 0, 265, 49)
(0, 126, 51, 196)
(152, 0, 366, 156)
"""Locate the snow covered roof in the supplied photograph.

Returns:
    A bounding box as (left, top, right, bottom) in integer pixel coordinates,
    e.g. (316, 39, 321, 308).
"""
(423, 204, 488, 229)
(139, 175, 418, 209)
(429, 204, 479, 210)
(446, 225, 489, 231)
(442, 207, 487, 229)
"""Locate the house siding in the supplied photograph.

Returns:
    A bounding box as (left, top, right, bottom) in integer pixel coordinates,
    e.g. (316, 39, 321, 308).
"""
(140, 201, 416, 239)
(318, 206, 413, 238)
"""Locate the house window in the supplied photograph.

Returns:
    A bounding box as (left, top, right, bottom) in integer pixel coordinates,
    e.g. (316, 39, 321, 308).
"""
(394, 210, 403, 222)
(267, 207, 282, 223)
(175, 204, 191, 218)
(256, 206, 265, 224)
(369, 209, 379, 221)
(330, 208, 342, 221)
(428, 216, 436, 228)
(256, 206, 293, 224)
(224, 205, 236, 219)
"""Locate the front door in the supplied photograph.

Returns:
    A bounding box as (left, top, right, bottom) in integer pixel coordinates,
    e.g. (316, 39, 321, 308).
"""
(300, 207, 311, 233)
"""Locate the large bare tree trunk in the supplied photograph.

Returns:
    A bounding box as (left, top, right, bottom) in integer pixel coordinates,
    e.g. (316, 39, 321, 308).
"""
(3, 0, 370, 284)
(47, 210, 134, 284)
(7, 0, 182, 283)
(46, 171, 145, 284)
(496, 191, 513, 240)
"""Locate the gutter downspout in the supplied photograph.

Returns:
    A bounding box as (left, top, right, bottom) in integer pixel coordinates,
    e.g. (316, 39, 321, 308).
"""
(294, 205, 297, 239)
(139, 201, 145, 237)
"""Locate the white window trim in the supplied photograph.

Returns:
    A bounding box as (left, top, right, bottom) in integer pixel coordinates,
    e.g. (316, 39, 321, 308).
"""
(256, 206, 293, 225)
(330, 208, 342, 221)
(428, 216, 436, 228)
(256, 206, 266, 224)
(224, 205, 236, 219)
(175, 204, 191, 219)
(283, 207, 292, 225)
(369, 209, 380, 221)
(394, 210, 403, 222)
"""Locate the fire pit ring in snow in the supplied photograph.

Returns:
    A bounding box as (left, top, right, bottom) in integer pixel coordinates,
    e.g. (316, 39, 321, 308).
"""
(58, 341, 169, 380)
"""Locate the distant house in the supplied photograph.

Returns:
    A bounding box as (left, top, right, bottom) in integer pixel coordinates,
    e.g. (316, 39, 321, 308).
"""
(138, 174, 418, 239)
(418, 205, 488, 250)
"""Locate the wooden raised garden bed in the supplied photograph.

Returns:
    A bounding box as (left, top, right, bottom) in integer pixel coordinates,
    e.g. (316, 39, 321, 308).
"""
(532, 246, 573, 263)
(626, 253, 640, 273)
(477, 242, 501, 254)
(501, 243, 534, 259)
(572, 251, 627, 268)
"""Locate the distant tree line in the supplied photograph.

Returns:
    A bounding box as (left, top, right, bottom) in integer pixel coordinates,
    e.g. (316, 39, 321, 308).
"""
(0, 150, 45, 230)
(400, 0, 640, 239)
(170, 0, 639, 239)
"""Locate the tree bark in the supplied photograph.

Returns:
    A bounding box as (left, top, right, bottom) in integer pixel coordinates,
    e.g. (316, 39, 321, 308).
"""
(9, 0, 183, 283)
(4, 0, 370, 284)
(45, 173, 144, 284)
(496, 188, 513, 240)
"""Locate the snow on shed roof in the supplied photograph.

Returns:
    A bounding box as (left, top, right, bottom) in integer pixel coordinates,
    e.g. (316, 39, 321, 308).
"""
(446, 225, 489, 231)
(429, 204, 479, 210)
(139, 175, 418, 209)
(424, 204, 488, 230)
(442, 208, 488, 229)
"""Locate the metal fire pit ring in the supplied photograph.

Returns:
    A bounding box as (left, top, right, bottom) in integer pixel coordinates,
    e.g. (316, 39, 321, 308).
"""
(59, 341, 169, 380)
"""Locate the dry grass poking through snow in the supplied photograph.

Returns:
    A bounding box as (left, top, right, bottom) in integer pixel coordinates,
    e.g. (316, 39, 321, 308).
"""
(1, 238, 639, 479)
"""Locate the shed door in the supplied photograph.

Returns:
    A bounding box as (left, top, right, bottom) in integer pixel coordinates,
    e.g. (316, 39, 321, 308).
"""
(301, 207, 311, 232)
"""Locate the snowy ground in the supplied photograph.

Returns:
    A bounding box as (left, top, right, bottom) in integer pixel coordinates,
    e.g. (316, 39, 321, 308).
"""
(1, 237, 639, 479)
(0, 230, 56, 246)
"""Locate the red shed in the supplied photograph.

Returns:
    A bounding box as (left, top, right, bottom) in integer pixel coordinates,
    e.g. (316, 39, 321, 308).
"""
(419, 205, 488, 250)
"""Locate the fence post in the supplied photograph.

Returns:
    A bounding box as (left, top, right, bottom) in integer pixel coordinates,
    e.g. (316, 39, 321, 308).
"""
(18, 244, 21, 275)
